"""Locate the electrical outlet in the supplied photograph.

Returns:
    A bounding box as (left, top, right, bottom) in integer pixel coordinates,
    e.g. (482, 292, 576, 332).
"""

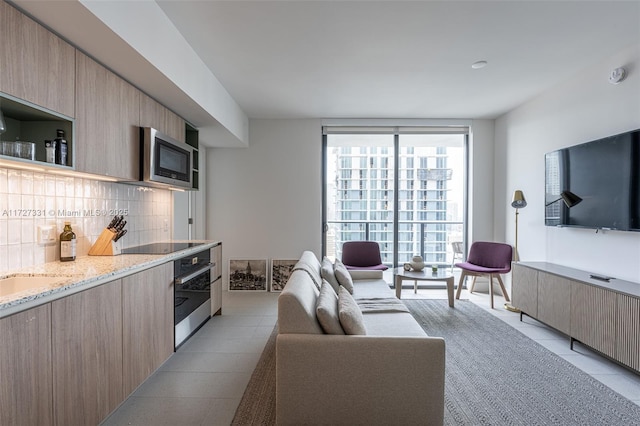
(37, 225, 56, 245)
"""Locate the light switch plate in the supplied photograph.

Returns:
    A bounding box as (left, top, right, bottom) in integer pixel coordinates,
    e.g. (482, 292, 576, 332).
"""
(37, 225, 56, 244)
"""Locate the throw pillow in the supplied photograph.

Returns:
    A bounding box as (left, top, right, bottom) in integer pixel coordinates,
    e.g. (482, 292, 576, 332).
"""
(338, 285, 367, 335)
(333, 259, 354, 294)
(316, 280, 345, 335)
(321, 257, 340, 294)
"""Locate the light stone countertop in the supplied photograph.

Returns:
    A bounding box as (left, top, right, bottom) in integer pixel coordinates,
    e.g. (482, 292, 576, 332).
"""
(0, 240, 220, 318)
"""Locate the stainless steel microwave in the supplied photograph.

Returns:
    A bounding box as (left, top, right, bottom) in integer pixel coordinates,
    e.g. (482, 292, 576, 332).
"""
(140, 127, 193, 189)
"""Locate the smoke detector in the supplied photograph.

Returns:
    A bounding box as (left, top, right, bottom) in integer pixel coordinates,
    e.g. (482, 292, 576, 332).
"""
(609, 67, 627, 84)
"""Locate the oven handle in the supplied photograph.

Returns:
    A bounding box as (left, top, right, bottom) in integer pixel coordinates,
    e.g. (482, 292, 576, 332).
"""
(175, 263, 213, 285)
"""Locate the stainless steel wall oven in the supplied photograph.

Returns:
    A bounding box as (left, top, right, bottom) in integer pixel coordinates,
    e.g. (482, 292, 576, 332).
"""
(174, 248, 212, 348)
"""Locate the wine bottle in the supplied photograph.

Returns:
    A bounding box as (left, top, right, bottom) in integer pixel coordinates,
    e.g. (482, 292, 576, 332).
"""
(60, 221, 76, 262)
(54, 129, 68, 166)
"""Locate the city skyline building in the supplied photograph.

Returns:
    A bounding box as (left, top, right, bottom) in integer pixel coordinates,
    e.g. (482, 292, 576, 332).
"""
(325, 134, 465, 267)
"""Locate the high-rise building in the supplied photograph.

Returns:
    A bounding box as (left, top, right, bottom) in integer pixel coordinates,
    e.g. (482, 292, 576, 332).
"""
(328, 144, 459, 266)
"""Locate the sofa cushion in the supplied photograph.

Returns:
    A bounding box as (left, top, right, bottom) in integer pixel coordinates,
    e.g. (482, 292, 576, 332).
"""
(320, 257, 340, 293)
(278, 270, 323, 334)
(316, 280, 345, 335)
(293, 251, 323, 290)
(362, 312, 427, 337)
(352, 279, 395, 300)
(338, 286, 367, 335)
(334, 259, 354, 294)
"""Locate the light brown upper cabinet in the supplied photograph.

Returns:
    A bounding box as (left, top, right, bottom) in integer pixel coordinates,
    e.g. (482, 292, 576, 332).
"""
(0, 1, 75, 117)
(140, 92, 185, 143)
(75, 51, 140, 180)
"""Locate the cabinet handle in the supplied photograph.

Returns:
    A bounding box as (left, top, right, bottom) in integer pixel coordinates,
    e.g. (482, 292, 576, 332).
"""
(175, 263, 212, 285)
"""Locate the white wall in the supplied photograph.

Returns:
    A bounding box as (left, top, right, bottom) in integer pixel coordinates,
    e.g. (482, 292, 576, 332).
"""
(496, 44, 640, 282)
(0, 168, 173, 273)
(207, 119, 322, 289)
(173, 146, 207, 240)
(469, 119, 496, 243)
(207, 118, 498, 290)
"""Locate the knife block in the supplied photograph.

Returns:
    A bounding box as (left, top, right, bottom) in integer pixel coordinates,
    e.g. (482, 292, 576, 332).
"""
(88, 228, 122, 256)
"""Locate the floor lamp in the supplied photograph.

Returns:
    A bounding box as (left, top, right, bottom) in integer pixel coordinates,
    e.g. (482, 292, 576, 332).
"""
(506, 190, 527, 312)
(511, 190, 527, 262)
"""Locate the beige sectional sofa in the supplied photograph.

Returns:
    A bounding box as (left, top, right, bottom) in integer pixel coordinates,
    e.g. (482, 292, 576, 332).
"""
(276, 251, 445, 426)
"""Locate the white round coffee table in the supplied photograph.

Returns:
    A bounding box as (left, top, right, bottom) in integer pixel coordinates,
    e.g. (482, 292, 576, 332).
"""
(393, 267, 455, 307)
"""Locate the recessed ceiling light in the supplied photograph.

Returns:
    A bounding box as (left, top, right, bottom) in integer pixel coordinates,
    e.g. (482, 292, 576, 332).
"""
(471, 60, 488, 69)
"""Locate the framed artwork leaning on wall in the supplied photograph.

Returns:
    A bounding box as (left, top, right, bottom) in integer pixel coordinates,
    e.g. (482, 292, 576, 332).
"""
(229, 259, 268, 291)
(270, 259, 297, 292)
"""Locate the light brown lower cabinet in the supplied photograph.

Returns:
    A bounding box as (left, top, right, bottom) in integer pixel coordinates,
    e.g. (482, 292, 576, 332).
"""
(0, 304, 53, 426)
(122, 262, 174, 395)
(0, 261, 176, 425)
(570, 282, 616, 359)
(615, 294, 640, 372)
(512, 262, 639, 374)
(538, 273, 571, 336)
(52, 279, 124, 426)
(512, 263, 538, 317)
(211, 243, 223, 315)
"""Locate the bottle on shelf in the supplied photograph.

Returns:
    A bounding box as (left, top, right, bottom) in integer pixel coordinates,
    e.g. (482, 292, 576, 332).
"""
(54, 129, 67, 166)
(60, 221, 76, 262)
(44, 139, 56, 163)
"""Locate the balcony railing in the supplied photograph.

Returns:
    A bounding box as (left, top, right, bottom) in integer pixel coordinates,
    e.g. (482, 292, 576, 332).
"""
(326, 220, 464, 267)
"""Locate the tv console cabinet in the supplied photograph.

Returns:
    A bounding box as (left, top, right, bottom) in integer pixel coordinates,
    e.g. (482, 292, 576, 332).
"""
(512, 262, 639, 374)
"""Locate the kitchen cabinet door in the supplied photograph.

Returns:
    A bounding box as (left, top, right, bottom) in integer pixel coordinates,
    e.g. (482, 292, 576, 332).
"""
(122, 262, 174, 396)
(211, 244, 223, 315)
(0, 1, 75, 117)
(140, 92, 186, 143)
(0, 304, 53, 426)
(75, 51, 140, 180)
(52, 279, 123, 426)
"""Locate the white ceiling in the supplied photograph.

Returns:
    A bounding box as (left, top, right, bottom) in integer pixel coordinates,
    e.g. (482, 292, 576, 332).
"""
(155, 0, 640, 120)
(9, 1, 640, 127)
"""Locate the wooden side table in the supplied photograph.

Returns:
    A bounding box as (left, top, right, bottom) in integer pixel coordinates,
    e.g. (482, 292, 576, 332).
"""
(394, 267, 455, 307)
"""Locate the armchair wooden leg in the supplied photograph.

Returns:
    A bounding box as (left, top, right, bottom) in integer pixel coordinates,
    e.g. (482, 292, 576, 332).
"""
(469, 276, 477, 293)
(455, 272, 466, 299)
(489, 274, 495, 309)
(496, 274, 510, 302)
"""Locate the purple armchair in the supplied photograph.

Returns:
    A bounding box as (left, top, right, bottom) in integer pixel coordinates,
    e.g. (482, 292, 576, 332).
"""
(341, 241, 389, 271)
(454, 241, 512, 309)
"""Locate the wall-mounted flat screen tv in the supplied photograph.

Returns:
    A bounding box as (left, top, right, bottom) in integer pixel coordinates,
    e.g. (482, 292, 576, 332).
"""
(545, 128, 640, 231)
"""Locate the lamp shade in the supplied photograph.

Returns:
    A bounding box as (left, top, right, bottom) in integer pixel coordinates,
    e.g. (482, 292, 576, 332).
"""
(560, 190, 582, 208)
(545, 190, 582, 208)
(511, 190, 527, 208)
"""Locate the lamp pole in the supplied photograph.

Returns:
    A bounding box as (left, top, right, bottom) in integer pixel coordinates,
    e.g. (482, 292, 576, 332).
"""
(511, 190, 527, 262)
(507, 190, 527, 312)
(514, 207, 520, 262)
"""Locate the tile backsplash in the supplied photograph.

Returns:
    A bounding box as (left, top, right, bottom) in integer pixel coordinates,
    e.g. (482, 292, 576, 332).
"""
(0, 168, 173, 273)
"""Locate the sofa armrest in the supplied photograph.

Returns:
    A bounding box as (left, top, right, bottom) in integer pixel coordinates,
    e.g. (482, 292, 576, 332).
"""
(348, 270, 384, 280)
(276, 334, 445, 426)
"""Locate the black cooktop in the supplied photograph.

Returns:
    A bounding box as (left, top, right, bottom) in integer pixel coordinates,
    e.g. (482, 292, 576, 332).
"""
(122, 242, 206, 255)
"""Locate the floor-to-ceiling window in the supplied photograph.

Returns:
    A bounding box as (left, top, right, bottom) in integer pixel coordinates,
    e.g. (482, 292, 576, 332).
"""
(323, 126, 467, 269)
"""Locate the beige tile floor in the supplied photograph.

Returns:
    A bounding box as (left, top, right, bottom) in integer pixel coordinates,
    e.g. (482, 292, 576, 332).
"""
(101, 281, 640, 425)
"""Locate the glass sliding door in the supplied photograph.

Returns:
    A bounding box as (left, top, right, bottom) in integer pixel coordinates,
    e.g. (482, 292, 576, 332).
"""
(397, 134, 465, 268)
(324, 134, 395, 264)
(323, 127, 467, 274)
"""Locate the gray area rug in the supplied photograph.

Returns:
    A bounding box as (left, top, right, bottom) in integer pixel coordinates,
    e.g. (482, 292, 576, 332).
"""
(232, 300, 640, 425)
(231, 325, 277, 426)
(406, 299, 640, 426)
